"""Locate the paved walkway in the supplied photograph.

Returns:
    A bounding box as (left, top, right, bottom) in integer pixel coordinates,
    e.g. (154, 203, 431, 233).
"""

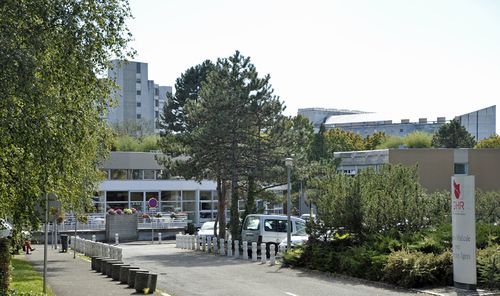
(24, 244, 159, 296)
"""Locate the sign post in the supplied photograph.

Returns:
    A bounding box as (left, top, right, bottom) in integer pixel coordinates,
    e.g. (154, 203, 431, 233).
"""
(451, 175, 476, 290)
(148, 198, 158, 243)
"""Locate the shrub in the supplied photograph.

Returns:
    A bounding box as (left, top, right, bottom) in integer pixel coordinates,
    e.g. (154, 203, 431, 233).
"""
(477, 244, 500, 289)
(282, 247, 305, 267)
(115, 209, 123, 215)
(404, 131, 432, 148)
(123, 208, 133, 215)
(382, 250, 452, 288)
(185, 223, 195, 235)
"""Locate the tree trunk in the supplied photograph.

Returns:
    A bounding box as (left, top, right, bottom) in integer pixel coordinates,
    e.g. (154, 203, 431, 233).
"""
(0, 238, 11, 294)
(244, 174, 257, 220)
(216, 177, 226, 240)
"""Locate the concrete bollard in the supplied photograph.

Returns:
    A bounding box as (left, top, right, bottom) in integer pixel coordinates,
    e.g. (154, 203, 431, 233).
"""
(191, 235, 196, 250)
(269, 244, 276, 266)
(234, 240, 239, 258)
(261, 243, 267, 264)
(119, 266, 140, 284)
(134, 271, 150, 293)
(106, 261, 124, 277)
(115, 233, 119, 245)
(207, 236, 212, 253)
(201, 236, 206, 252)
(92, 234, 96, 242)
(195, 235, 199, 251)
(128, 269, 148, 288)
(147, 273, 158, 293)
(175, 234, 179, 248)
(242, 241, 248, 260)
(213, 237, 218, 255)
(158, 233, 162, 244)
(220, 238, 225, 256)
(251, 242, 258, 262)
(112, 263, 129, 281)
(227, 239, 232, 257)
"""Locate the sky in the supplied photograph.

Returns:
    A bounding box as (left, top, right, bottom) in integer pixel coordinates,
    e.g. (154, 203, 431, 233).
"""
(126, 0, 499, 132)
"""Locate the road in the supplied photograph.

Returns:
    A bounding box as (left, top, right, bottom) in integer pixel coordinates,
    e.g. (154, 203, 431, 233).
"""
(120, 242, 418, 296)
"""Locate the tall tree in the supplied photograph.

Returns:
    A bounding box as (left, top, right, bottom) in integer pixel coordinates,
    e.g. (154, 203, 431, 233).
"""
(308, 124, 329, 161)
(0, 0, 132, 291)
(324, 128, 366, 153)
(431, 119, 476, 148)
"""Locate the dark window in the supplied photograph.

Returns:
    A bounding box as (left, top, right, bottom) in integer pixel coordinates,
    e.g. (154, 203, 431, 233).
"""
(110, 169, 126, 180)
(136, 102, 141, 107)
(136, 90, 141, 95)
(155, 111, 159, 118)
(243, 216, 260, 230)
(136, 78, 141, 83)
(155, 100, 159, 107)
(136, 63, 141, 73)
(106, 191, 128, 202)
(454, 163, 468, 175)
(155, 88, 159, 96)
(137, 114, 141, 119)
(400, 128, 404, 133)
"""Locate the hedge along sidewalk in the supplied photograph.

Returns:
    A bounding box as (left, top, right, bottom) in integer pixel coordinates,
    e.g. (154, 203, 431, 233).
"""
(24, 244, 147, 296)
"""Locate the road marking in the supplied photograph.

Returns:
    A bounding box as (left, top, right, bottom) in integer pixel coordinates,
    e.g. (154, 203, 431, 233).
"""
(285, 292, 299, 296)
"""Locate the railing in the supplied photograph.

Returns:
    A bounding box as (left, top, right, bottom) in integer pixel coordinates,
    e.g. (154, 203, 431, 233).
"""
(71, 236, 122, 260)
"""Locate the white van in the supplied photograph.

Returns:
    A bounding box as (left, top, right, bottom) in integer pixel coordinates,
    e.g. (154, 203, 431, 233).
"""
(241, 214, 306, 252)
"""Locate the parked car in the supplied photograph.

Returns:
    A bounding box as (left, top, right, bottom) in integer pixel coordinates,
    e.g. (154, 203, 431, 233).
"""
(0, 219, 13, 239)
(278, 234, 308, 253)
(197, 221, 218, 236)
(241, 214, 306, 254)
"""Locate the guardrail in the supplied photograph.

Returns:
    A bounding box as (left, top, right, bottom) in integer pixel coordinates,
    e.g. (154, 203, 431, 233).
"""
(71, 236, 122, 261)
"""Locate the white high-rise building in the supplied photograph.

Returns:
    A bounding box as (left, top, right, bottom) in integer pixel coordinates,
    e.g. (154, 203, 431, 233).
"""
(107, 60, 172, 134)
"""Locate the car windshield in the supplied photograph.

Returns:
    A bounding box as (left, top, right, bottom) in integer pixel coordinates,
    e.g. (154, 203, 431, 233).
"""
(295, 220, 307, 236)
(201, 222, 215, 230)
(243, 216, 260, 230)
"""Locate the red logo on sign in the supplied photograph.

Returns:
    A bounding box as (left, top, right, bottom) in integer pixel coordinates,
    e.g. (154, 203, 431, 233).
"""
(453, 180, 461, 199)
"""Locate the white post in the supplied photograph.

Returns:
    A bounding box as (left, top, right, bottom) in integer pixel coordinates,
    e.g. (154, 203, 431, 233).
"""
(207, 236, 211, 253)
(261, 243, 267, 264)
(201, 236, 206, 252)
(269, 244, 276, 266)
(195, 236, 199, 251)
(213, 237, 218, 255)
(251, 242, 258, 262)
(115, 233, 119, 245)
(234, 240, 239, 258)
(92, 234, 96, 242)
(220, 238, 225, 256)
(242, 241, 248, 260)
(227, 239, 232, 257)
(158, 233, 162, 244)
(191, 235, 196, 250)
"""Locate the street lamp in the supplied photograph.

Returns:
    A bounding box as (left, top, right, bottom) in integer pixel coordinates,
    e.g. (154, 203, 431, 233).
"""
(285, 157, 293, 251)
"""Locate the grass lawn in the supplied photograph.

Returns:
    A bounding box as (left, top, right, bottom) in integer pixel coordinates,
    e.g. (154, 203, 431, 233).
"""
(10, 255, 54, 296)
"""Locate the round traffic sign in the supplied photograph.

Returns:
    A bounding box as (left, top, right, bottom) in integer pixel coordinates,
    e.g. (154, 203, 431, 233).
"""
(148, 198, 158, 208)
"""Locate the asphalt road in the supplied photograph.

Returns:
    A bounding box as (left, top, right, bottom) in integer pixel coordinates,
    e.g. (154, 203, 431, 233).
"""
(120, 242, 418, 296)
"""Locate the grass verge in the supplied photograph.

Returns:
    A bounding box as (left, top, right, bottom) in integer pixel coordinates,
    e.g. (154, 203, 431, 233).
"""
(10, 256, 55, 296)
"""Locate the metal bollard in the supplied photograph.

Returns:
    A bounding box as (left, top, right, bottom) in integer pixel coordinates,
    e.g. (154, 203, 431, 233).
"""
(158, 233, 162, 244)
(227, 239, 232, 257)
(242, 241, 248, 260)
(269, 244, 276, 266)
(115, 233, 119, 245)
(220, 238, 225, 256)
(251, 242, 258, 262)
(234, 240, 239, 258)
(92, 234, 96, 242)
(261, 243, 267, 264)
(213, 237, 218, 255)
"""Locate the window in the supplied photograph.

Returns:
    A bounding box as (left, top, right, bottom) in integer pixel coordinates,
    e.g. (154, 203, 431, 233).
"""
(136, 63, 141, 73)
(155, 111, 159, 118)
(137, 102, 141, 107)
(136, 114, 141, 119)
(156, 170, 168, 180)
(106, 191, 128, 202)
(155, 88, 159, 96)
(136, 90, 141, 95)
(136, 78, 141, 83)
(400, 128, 404, 133)
(128, 169, 142, 180)
(454, 163, 468, 175)
(243, 216, 260, 230)
(144, 170, 155, 180)
(155, 100, 159, 107)
(264, 219, 288, 232)
(110, 169, 126, 180)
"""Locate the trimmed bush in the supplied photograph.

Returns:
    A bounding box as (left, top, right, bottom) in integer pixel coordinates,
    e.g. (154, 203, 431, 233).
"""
(477, 245, 500, 289)
(382, 250, 452, 288)
(282, 247, 305, 267)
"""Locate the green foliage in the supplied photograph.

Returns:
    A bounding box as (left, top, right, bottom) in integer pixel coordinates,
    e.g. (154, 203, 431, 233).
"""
(377, 136, 404, 149)
(9, 257, 54, 295)
(185, 223, 196, 235)
(363, 132, 387, 150)
(404, 131, 433, 148)
(475, 134, 500, 148)
(382, 250, 453, 288)
(476, 190, 500, 225)
(112, 134, 160, 152)
(308, 124, 329, 161)
(477, 245, 500, 289)
(431, 119, 476, 148)
(282, 247, 305, 267)
(324, 128, 365, 153)
(0, 0, 132, 241)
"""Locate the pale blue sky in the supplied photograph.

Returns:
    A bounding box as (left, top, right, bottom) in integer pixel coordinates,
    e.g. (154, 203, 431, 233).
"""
(127, 0, 499, 131)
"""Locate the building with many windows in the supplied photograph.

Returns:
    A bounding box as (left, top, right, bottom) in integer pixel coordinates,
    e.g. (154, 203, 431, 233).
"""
(106, 60, 172, 134)
(299, 105, 496, 141)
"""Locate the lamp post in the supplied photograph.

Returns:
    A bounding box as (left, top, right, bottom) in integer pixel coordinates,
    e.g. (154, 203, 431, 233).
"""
(285, 157, 293, 251)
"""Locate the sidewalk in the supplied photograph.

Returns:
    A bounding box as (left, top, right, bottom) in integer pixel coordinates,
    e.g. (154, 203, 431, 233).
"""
(24, 244, 157, 296)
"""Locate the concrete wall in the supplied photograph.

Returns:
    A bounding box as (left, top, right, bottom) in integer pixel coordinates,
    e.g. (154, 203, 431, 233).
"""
(388, 149, 454, 192)
(105, 214, 138, 242)
(469, 149, 500, 191)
